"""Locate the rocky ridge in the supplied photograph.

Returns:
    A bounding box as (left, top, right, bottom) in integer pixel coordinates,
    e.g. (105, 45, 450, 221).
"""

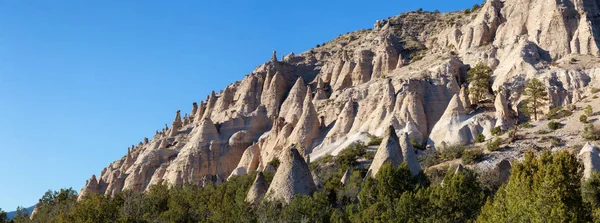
(80, 0, 600, 200)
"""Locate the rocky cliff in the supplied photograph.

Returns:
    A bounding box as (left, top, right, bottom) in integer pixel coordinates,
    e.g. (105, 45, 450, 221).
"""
(79, 0, 600, 200)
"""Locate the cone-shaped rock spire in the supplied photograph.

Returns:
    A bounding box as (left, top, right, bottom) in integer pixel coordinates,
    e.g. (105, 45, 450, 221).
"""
(265, 148, 316, 203)
(246, 172, 268, 204)
(368, 126, 403, 177)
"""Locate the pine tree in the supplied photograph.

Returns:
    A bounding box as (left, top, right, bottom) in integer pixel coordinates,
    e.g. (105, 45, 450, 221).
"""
(477, 150, 591, 222)
(522, 78, 549, 121)
(467, 63, 493, 103)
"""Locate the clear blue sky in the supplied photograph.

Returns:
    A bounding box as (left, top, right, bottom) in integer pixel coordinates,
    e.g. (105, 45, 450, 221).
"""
(0, 0, 481, 210)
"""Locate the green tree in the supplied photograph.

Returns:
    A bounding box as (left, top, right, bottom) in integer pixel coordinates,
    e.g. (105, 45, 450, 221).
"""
(467, 63, 492, 103)
(66, 194, 119, 223)
(522, 78, 549, 121)
(11, 206, 29, 223)
(30, 188, 78, 222)
(0, 208, 6, 223)
(477, 150, 591, 222)
(583, 171, 600, 221)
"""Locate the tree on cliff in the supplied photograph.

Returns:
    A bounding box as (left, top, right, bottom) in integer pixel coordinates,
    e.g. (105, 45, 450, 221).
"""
(467, 63, 492, 103)
(521, 78, 548, 121)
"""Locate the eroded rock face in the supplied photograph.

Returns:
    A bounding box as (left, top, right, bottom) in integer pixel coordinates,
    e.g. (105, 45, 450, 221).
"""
(578, 142, 600, 180)
(81, 0, 600, 199)
(368, 126, 403, 177)
(265, 148, 316, 203)
(246, 172, 268, 204)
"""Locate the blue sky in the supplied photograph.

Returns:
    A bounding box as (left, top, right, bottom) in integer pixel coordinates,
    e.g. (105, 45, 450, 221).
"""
(0, 0, 482, 210)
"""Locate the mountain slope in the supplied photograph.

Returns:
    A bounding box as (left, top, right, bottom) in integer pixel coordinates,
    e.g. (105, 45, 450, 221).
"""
(78, 0, 600, 200)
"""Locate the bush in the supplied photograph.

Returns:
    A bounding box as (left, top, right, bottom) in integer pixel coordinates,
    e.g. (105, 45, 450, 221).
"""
(546, 106, 572, 120)
(440, 144, 468, 160)
(462, 149, 484, 165)
(535, 129, 550, 135)
(592, 88, 600, 94)
(548, 121, 563, 130)
(476, 134, 486, 143)
(367, 137, 383, 146)
(411, 138, 426, 150)
(486, 138, 501, 152)
(491, 126, 504, 136)
(337, 143, 367, 168)
(520, 122, 534, 129)
(585, 105, 594, 117)
(583, 124, 600, 141)
(581, 115, 589, 123)
(268, 158, 280, 169)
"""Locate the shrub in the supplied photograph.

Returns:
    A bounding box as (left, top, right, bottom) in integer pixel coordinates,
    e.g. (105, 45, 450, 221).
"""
(592, 88, 600, 94)
(412, 140, 426, 150)
(471, 4, 481, 11)
(535, 129, 550, 135)
(491, 126, 504, 136)
(367, 137, 383, 146)
(440, 144, 468, 160)
(548, 121, 563, 130)
(520, 122, 534, 129)
(416, 8, 424, 13)
(486, 138, 501, 152)
(546, 106, 572, 119)
(476, 134, 486, 143)
(585, 105, 594, 116)
(337, 143, 367, 168)
(462, 149, 484, 165)
(583, 124, 600, 141)
(364, 151, 375, 160)
(268, 158, 280, 169)
(594, 95, 599, 99)
(581, 115, 589, 123)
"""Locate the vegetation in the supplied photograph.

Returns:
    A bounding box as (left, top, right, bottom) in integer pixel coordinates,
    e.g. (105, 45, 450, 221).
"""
(490, 126, 504, 136)
(477, 151, 591, 222)
(367, 137, 383, 146)
(462, 149, 484, 165)
(475, 134, 486, 143)
(546, 106, 573, 120)
(467, 63, 492, 103)
(548, 121, 563, 130)
(337, 143, 367, 169)
(267, 158, 280, 169)
(486, 138, 501, 152)
(583, 124, 600, 141)
(581, 114, 589, 123)
(14, 149, 600, 223)
(585, 105, 594, 117)
(522, 78, 549, 121)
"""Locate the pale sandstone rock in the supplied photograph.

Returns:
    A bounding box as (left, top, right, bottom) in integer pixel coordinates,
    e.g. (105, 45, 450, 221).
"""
(369, 126, 403, 177)
(246, 172, 268, 204)
(399, 132, 421, 175)
(265, 148, 316, 203)
(340, 168, 351, 185)
(579, 142, 600, 180)
(279, 78, 307, 125)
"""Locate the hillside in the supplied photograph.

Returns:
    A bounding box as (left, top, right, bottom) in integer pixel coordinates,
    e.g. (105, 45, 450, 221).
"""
(69, 0, 600, 205)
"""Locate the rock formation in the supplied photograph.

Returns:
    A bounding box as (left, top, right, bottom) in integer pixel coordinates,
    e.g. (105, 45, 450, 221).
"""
(265, 148, 316, 203)
(80, 0, 600, 200)
(340, 168, 351, 185)
(246, 172, 268, 204)
(578, 142, 600, 180)
(368, 126, 403, 177)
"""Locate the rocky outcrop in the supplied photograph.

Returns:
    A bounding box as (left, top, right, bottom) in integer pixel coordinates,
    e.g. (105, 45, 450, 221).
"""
(340, 168, 351, 185)
(288, 89, 320, 154)
(246, 172, 268, 204)
(279, 78, 307, 125)
(265, 148, 316, 203)
(78, 175, 100, 201)
(578, 142, 600, 180)
(80, 0, 600, 199)
(399, 133, 421, 175)
(368, 126, 403, 177)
